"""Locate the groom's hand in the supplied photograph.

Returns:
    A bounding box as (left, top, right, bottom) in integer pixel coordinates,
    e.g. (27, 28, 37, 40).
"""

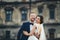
(23, 31, 33, 36)
(29, 32, 33, 36)
(23, 31, 30, 36)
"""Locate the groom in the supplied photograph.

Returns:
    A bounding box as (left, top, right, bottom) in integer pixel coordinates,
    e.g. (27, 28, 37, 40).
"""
(17, 13, 36, 40)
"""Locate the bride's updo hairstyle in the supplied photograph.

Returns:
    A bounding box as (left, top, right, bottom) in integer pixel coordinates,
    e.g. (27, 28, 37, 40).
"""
(36, 15, 43, 24)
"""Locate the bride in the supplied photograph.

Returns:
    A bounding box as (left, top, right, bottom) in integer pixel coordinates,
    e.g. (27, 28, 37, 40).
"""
(28, 15, 47, 40)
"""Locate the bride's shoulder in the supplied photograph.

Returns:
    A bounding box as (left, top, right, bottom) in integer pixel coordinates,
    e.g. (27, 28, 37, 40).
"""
(40, 24, 44, 27)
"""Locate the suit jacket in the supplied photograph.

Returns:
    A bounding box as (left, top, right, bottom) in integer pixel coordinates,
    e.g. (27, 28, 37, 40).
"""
(17, 22, 31, 40)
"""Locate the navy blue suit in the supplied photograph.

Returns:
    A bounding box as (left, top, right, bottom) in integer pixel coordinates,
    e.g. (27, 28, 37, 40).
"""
(17, 22, 32, 40)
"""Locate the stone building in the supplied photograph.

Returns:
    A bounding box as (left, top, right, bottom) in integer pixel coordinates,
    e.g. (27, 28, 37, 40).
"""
(0, 0, 60, 40)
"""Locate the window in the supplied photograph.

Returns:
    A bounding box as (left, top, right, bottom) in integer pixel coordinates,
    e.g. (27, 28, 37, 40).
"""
(20, 7, 28, 21)
(49, 8, 55, 19)
(48, 4, 55, 19)
(5, 7, 13, 22)
(5, 31, 10, 39)
(48, 28, 56, 38)
(38, 6, 43, 14)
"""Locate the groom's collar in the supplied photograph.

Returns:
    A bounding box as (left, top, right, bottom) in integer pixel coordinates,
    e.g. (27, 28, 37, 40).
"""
(30, 21, 34, 23)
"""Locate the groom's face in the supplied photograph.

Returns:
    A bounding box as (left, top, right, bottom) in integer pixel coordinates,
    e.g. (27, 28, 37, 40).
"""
(30, 13, 36, 22)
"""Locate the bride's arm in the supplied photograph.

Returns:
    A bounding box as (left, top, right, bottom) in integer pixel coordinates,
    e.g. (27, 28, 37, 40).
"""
(30, 26, 36, 34)
(38, 26, 42, 35)
(34, 26, 42, 39)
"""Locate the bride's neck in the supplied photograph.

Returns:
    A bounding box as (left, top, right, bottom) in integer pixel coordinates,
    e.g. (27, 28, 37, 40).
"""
(36, 22, 40, 24)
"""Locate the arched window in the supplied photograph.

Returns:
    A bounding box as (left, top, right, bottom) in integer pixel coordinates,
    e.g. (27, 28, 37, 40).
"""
(20, 7, 28, 21)
(4, 7, 13, 22)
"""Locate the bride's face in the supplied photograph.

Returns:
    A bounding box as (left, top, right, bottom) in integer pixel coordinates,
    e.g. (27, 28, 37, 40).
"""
(36, 16, 41, 24)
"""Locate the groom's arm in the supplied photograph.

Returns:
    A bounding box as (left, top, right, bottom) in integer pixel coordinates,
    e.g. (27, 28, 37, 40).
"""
(23, 31, 32, 36)
(21, 23, 32, 36)
(23, 27, 35, 36)
(17, 22, 28, 40)
(23, 25, 36, 36)
(17, 25, 24, 40)
(23, 25, 37, 36)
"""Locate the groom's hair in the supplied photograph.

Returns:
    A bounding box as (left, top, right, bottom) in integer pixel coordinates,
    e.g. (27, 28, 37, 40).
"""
(37, 15, 43, 24)
(29, 12, 36, 16)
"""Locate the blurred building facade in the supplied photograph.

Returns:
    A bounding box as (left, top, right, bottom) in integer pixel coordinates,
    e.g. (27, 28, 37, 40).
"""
(0, 0, 60, 40)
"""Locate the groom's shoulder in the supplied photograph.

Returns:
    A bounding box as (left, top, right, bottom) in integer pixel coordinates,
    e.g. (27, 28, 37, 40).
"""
(23, 21, 30, 24)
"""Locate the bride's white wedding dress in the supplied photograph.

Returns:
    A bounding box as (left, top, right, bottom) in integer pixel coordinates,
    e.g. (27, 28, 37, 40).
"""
(28, 23, 47, 40)
(39, 24, 47, 40)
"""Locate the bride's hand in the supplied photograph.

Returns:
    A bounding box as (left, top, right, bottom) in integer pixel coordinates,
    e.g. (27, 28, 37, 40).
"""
(34, 33, 40, 39)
